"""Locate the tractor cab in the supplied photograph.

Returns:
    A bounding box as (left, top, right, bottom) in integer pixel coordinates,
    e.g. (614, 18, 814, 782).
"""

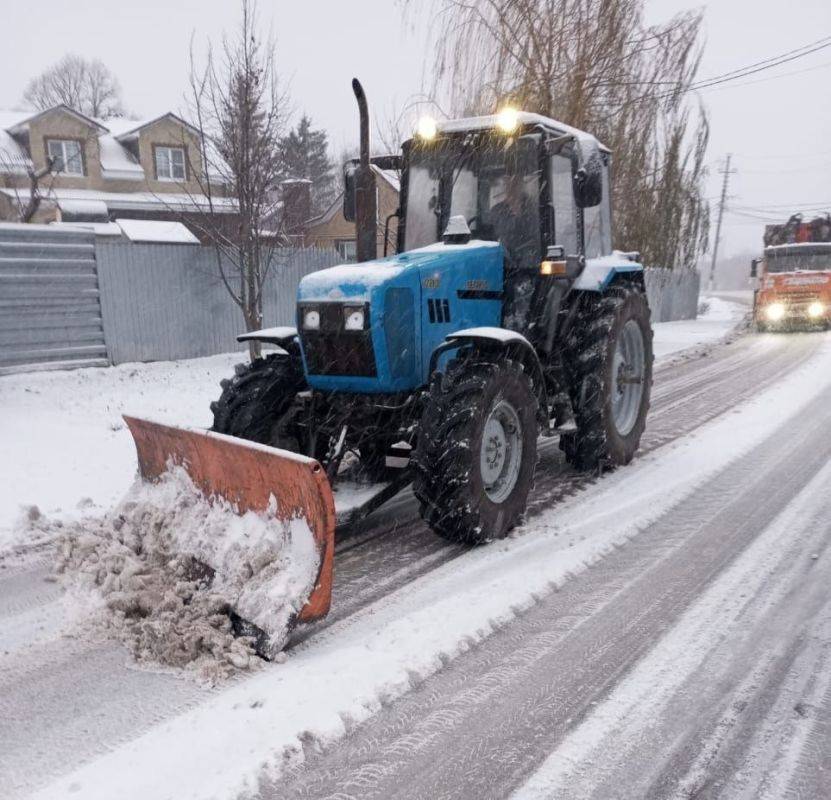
(346, 110, 613, 266)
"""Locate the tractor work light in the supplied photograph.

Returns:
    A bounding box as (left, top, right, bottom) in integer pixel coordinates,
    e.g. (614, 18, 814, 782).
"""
(496, 106, 519, 134)
(344, 306, 366, 331)
(416, 115, 437, 140)
(302, 308, 321, 330)
(808, 301, 824, 318)
(540, 259, 567, 276)
(765, 302, 786, 322)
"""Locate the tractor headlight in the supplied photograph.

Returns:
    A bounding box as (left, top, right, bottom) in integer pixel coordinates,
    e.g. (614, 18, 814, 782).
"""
(766, 303, 786, 322)
(344, 306, 366, 331)
(808, 301, 824, 318)
(416, 115, 437, 140)
(302, 308, 320, 330)
(497, 106, 519, 133)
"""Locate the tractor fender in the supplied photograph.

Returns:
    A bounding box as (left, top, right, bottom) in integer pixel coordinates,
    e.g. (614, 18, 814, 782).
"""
(429, 327, 549, 425)
(236, 326, 299, 355)
(572, 255, 644, 293)
(236, 325, 298, 345)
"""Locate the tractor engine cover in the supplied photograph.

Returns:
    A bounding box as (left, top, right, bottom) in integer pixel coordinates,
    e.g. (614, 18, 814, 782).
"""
(296, 241, 505, 393)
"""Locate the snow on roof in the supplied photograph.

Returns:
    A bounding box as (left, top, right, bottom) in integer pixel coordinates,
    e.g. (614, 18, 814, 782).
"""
(6, 104, 108, 134)
(112, 113, 200, 141)
(98, 133, 144, 179)
(436, 111, 609, 152)
(115, 218, 199, 244)
(0, 186, 238, 214)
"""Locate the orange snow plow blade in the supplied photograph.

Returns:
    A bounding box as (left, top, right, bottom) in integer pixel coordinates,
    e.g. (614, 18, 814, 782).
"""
(123, 416, 336, 642)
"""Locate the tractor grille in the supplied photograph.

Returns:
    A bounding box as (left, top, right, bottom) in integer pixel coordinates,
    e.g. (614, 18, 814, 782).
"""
(299, 303, 377, 377)
(783, 290, 821, 305)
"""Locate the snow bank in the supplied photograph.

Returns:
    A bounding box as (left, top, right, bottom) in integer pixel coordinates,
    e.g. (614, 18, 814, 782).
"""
(652, 296, 745, 361)
(49, 467, 318, 682)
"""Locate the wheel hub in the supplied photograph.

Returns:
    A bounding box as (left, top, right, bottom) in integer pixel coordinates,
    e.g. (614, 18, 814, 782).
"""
(480, 400, 523, 504)
(611, 319, 646, 436)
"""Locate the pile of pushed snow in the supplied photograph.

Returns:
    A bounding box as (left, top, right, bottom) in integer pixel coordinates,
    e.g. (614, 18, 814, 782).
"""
(52, 467, 319, 683)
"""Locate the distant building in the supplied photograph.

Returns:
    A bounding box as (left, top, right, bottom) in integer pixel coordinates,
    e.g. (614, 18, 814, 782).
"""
(0, 105, 237, 237)
(301, 165, 400, 260)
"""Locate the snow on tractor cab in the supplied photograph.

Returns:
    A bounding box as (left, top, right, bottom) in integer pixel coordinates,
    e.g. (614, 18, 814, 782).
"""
(752, 213, 831, 331)
(127, 79, 653, 655)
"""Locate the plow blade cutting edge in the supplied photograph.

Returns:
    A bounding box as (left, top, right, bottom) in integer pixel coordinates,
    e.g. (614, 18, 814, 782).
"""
(123, 415, 336, 656)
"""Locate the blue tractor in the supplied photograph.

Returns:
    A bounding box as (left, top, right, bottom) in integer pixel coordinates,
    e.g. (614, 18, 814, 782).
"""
(210, 80, 654, 545)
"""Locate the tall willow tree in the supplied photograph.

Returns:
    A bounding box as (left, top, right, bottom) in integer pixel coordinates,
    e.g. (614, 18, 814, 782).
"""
(413, 0, 710, 269)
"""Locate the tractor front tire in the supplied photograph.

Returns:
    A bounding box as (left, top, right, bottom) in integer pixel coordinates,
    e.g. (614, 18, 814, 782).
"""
(561, 284, 653, 470)
(210, 353, 306, 446)
(413, 356, 539, 545)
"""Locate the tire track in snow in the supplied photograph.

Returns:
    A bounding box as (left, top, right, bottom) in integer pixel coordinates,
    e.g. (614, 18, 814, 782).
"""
(267, 361, 831, 800)
(305, 331, 820, 635)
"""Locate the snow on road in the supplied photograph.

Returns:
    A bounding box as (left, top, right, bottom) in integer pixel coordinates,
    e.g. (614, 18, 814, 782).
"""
(22, 334, 831, 800)
(0, 302, 744, 546)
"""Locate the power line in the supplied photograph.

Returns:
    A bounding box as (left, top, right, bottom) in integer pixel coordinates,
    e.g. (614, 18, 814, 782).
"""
(686, 39, 831, 93)
(693, 59, 831, 95)
(691, 35, 831, 87)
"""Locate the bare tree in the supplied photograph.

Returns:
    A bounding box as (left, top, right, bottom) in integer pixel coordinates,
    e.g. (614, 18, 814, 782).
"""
(22, 54, 126, 117)
(412, 0, 710, 270)
(0, 154, 57, 222)
(185, 0, 290, 359)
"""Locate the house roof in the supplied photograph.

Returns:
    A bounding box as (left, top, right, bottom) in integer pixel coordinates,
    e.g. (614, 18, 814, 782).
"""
(7, 104, 108, 135)
(0, 186, 238, 214)
(112, 112, 200, 141)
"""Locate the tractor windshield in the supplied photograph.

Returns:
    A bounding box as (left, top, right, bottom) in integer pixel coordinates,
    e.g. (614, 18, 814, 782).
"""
(765, 245, 831, 273)
(405, 134, 541, 269)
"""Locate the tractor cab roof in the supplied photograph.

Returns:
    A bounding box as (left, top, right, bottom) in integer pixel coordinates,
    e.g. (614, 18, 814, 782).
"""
(434, 112, 610, 153)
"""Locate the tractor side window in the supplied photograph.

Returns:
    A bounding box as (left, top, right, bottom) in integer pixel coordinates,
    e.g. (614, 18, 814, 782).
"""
(550, 154, 578, 256)
(405, 165, 440, 249)
(584, 160, 612, 258)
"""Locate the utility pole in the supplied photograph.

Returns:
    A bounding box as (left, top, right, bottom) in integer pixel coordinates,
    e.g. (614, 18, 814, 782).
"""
(708, 154, 735, 293)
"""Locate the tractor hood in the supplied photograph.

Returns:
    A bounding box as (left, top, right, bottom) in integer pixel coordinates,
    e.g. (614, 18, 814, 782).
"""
(297, 240, 502, 303)
(296, 240, 504, 394)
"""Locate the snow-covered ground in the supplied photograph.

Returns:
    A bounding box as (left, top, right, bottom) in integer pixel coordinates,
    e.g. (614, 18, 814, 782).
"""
(651, 295, 746, 360)
(0, 300, 745, 545)
(17, 330, 831, 800)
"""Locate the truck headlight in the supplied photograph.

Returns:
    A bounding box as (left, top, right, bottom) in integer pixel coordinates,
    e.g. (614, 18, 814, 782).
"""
(808, 301, 824, 318)
(766, 303, 785, 322)
(302, 308, 320, 330)
(344, 306, 365, 331)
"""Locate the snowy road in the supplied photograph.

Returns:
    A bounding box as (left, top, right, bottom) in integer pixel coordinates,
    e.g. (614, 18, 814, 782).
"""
(268, 347, 831, 799)
(3, 322, 831, 799)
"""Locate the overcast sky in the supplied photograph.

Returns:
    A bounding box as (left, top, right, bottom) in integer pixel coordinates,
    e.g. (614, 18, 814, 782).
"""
(1, 0, 829, 257)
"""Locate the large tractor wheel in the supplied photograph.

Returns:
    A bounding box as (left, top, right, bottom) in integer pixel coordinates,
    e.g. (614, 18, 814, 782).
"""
(560, 284, 653, 470)
(412, 355, 539, 545)
(210, 352, 306, 448)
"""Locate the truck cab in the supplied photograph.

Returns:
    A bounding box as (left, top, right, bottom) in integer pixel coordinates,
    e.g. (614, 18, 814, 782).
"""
(753, 242, 831, 329)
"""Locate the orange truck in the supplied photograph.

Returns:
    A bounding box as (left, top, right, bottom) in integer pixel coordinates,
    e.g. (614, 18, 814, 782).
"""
(752, 214, 831, 331)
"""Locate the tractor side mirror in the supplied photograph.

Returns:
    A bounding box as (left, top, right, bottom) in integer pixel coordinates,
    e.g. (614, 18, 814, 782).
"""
(750, 258, 761, 278)
(571, 137, 603, 209)
(343, 160, 358, 223)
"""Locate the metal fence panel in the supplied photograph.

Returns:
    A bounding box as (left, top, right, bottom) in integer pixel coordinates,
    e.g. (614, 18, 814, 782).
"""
(95, 242, 341, 364)
(0, 225, 108, 374)
(644, 267, 700, 323)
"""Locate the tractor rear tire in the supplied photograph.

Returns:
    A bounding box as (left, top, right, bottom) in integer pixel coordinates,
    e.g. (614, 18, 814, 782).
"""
(210, 353, 306, 446)
(561, 284, 653, 470)
(412, 355, 539, 545)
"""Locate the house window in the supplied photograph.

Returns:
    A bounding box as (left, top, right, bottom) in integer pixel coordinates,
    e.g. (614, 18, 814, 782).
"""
(336, 239, 357, 262)
(47, 139, 84, 175)
(155, 146, 186, 181)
